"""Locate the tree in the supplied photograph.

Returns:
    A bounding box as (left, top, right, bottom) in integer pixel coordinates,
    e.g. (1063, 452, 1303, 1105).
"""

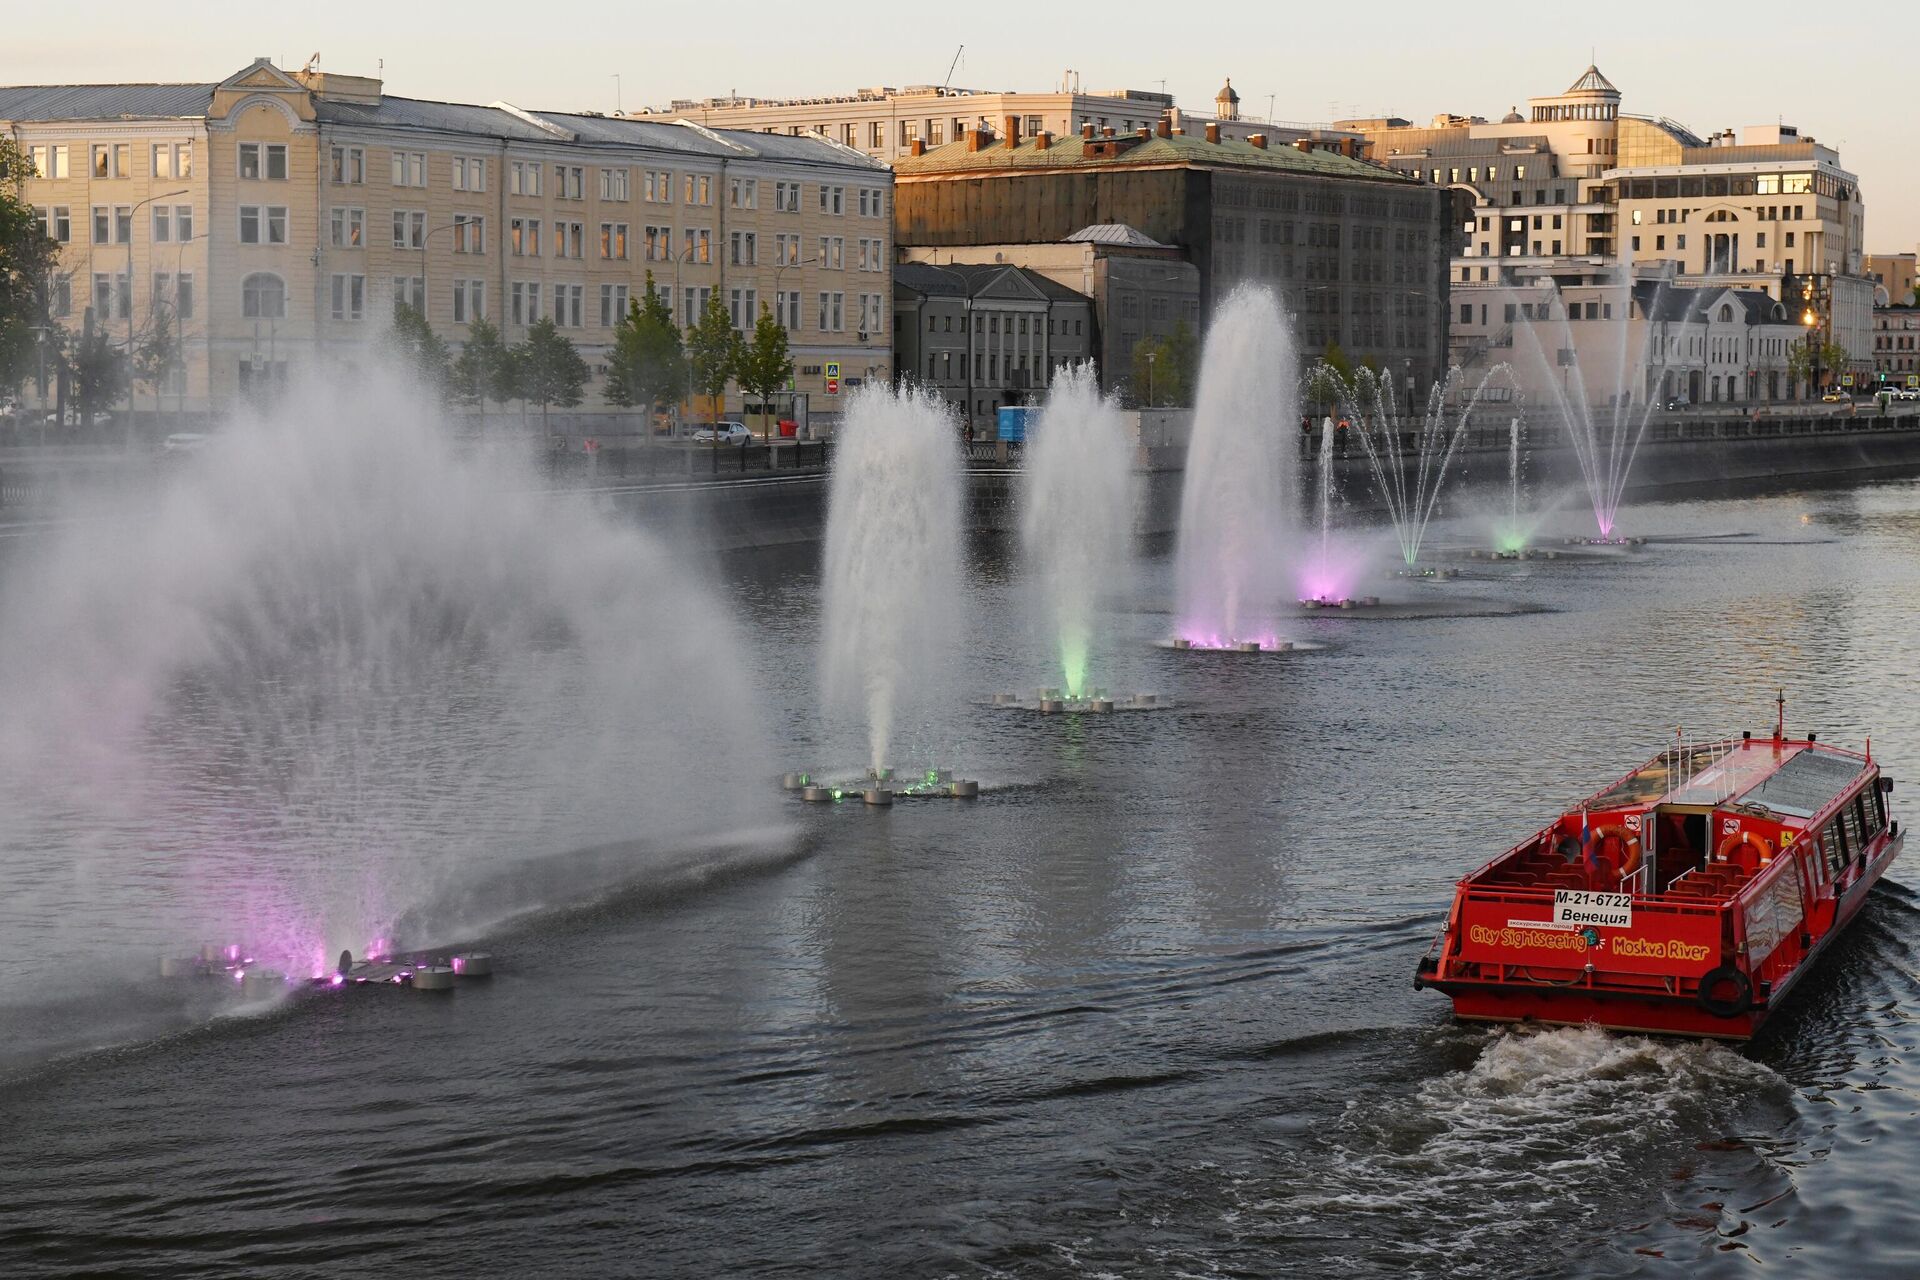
(66, 323, 128, 423)
(604, 273, 687, 436)
(513, 315, 589, 433)
(1786, 337, 1850, 393)
(685, 290, 742, 430)
(0, 139, 63, 400)
(735, 303, 793, 442)
(1129, 320, 1198, 407)
(451, 316, 513, 412)
(390, 302, 450, 401)
(132, 300, 181, 416)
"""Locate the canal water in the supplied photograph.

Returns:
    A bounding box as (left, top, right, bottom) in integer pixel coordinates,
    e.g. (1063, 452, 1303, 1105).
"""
(3, 475, 1919, 1278)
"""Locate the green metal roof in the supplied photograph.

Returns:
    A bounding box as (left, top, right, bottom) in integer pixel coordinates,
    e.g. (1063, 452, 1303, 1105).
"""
(894, 132, 1417, 184)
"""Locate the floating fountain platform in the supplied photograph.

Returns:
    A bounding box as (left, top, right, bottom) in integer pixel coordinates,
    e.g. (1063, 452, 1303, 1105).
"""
(990, 687, 1174, 714)
(1299, 595, 1384, 611)
(1159, 637, 1323, 654)
(1468, 548, 1560, 562)
(158, 944, 496, 995)
(1564, 535, 1646, 548)
(784, 767, 981, 802)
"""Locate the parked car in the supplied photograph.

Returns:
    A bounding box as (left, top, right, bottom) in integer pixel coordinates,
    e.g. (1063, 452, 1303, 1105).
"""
(1820, 391, 1849, 403)
(161, 432, 211, 453)
(690, 421, 751, 445)
(1663, 396, 1690, 411)
(1896, 388, 1920, 402)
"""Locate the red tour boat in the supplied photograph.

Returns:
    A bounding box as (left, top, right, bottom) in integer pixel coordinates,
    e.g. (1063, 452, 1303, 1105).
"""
(1416, 698, 1901, 1039)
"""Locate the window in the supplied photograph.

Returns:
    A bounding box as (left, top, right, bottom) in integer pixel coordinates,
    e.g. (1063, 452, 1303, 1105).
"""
(453, 212, 485, 254)
(868, 122, 885, 149)
(644, 170, 672, 202)
(680, 286, 709, 327)
(329, 273, 366, 321)
(729, 177, 757, 209)
(773, 233, 800, 266)
(452, 279, 486, 323)
(858, 293, 883, 333)
(330, 144, 365, 185)
(90, 144, 112, 178)
(29, 144, 69, 179)
(819, 185, 844, 215)
(858, 189, 885, 217)
(599, 167, 629, 201)
(818, 236, 843, 269)
(555, 164, 584, 200)
(683, 173, 712, 205)
(239, 143, 287, 180)
(392, 276, 425, 314)
(112, 205, 131, 243)
(151, 142, 183, 179)
(817, 291, 843, 331)
(774, 181, 800, 212)
(453, 156, 487, 192)
(600, 222, 628, 260)
(775, 290, 800, 330)
(599, 282, 629, 327)
(391, 151, 427, 187)
(644, 224, 672, 261)
(152, 205, 173, 243)
(728, 287, 759, 331)
(554, 220, 585, 259)
(329, 206, 365, 249)
(511, 217, 542, 257)
(50, 275, 72, 317)
(510, 160, 543, 197)
(92, 206, 109, 244)
(392, 209, 426, 249)
(730, 230, 756, 266)
(858, 237, 885, 271)
(47, 206, 71, 243)
(683, 227, 711, 263)
(511, 281, 541, 325)
(555, 283, 583, 326)
(242, 272, 285, 319)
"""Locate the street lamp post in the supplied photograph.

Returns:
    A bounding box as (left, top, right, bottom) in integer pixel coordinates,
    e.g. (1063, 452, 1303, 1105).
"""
(1146, 349, 1156, 406)
(1802, 307, 1820, 401)
(125, 188, 188, 437)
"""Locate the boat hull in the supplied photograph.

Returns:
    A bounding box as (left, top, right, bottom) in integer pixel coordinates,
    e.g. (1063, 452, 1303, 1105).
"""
(1426, 981, 1764, 1040)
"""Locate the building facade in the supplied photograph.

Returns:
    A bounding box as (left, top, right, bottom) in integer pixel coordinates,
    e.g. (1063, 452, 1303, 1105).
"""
(1873, 303, 1920, 390)
(891, 261, 1091, 426)
(1867, 252, 1917, 307)
(900, 223, 1202, 401)
(632, 77, 1364, 166)
(3, 59, 892, 420)
(893, 117, 1452, 391)
(1350, 66, 1874, 390)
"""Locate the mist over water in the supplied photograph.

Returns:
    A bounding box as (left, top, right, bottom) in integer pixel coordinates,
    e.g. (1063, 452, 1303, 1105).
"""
(0, 371, 778, 1012)
(1173, 287, 1298, 646)
(1020, 364, 1135, 696)
(819, 384, 964, 769)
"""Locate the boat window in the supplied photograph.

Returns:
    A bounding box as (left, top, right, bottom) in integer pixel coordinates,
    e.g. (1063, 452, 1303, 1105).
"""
(1740, 749, 1867, 819)
(1841, 799, 1867, 863)
(1858, 789, 1884, 842)
(1822, 818, 1850, 877)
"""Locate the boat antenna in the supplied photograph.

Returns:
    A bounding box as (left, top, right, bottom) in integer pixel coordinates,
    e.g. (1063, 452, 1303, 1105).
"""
(1774, 688, 1786, 742)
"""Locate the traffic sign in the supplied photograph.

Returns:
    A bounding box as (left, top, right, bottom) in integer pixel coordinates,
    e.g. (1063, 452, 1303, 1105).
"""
(824, 361, 841, 379)
(826, 377, 840, 395)
(1909, 375, 1919, 388)
(1841, 374, 1855, 387)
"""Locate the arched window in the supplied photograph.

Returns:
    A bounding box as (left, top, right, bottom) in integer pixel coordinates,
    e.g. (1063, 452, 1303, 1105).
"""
(1720, 305, 1734, 322)
(242, 272, 285, 319)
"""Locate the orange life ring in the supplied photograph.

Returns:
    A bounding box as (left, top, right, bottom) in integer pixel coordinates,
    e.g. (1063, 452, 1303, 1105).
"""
(1590, 824, 1643, 880)
(1715, 829, 1773, 867)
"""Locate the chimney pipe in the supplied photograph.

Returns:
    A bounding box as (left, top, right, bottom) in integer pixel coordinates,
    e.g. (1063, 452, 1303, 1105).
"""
(1082, 122, 1096, 140)
(1135, 126, 1149, 139)
(1037, 130, 1053, 148)
(910, 138, 926, 157)
(1205, 122, 1221, 144)
(1249, 133, 1267, 149)
(1156, 115, 1172, 138)
(1294, 137, 1314, 152)
(969, 127, 991, 152)
(1101, 126, 1115, 138)
(1003, 114, 1020, 149)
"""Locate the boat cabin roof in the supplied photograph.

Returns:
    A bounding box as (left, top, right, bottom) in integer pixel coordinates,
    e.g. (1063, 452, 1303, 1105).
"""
(1581, 738, 1872, 828)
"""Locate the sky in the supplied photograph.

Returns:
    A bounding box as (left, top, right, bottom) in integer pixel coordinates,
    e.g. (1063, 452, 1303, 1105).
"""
(10, 0, 1917, 249)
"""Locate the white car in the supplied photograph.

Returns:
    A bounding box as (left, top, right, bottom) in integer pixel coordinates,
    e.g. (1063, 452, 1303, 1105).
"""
(162, 432, 211, 453)
(690, 421, 752, 445)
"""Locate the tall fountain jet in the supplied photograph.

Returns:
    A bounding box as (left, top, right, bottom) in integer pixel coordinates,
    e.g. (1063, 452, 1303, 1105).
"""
(1172, 287, 1297, 650)
(1021, 364, 1135, 697)
(820, 385, 965, 771)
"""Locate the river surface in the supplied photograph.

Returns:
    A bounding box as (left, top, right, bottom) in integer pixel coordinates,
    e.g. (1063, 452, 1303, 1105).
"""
(5, 475, 1920, 1278)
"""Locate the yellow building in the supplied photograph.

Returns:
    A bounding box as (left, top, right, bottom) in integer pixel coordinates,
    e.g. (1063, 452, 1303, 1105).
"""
(3, 58, 894, 420)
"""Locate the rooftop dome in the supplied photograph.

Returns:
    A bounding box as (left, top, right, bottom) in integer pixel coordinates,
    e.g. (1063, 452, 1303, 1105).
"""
(1502, 106, 1524, 123)
(1215, 77, 1240, 121)
(1565, 63, 1619, 95)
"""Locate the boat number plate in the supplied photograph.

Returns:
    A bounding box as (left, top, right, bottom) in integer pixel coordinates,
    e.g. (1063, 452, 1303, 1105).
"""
(1553, 889, 1633, 929)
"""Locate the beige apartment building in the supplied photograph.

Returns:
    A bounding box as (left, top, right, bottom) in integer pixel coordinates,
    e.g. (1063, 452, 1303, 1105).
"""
(3, 58, 893, 420)
(1348, 65, 1874, 393)
(635, 77, 1365, 164)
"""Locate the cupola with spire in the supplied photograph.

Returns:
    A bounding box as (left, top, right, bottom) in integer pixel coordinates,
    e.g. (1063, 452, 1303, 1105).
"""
(1215, 77, 1240, 121)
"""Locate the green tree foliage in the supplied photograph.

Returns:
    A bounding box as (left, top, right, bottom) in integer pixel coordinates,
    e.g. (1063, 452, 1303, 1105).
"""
(605, 274, 687, 432)
(513, 316, 589, 432)
(66, 325, 128, 420)
(1129, 320, 1198, 407)
(451, 316, 514, 410)
(735, 304, 793, 442)
(0, 139, 63, 397)
(685, 291, 742, 426)
(132, 301, 180, 406)
(390, 302, 451, 401)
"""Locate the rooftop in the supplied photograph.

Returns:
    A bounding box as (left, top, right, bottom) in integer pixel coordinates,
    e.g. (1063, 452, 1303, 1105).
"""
(895, 130, 1410, 183)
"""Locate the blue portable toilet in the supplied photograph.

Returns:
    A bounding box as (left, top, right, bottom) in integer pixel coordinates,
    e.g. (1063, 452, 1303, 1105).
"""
(996, 406, 1035, 443)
